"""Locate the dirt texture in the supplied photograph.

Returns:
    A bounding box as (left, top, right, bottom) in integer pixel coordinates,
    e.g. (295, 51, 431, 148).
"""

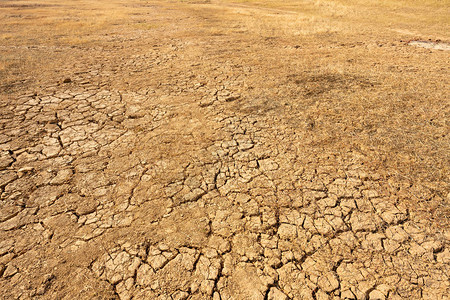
(0, 0, 449, 299)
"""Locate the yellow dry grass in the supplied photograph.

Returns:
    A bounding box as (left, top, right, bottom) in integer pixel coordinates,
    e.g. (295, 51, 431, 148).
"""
(0, 0, 448, 187)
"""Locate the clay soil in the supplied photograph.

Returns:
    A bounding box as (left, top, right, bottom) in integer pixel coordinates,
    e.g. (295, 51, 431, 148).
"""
(0, 0, 449, 299)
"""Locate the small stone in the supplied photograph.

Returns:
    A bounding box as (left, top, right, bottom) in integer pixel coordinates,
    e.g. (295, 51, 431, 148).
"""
(42, 273, 55, 283)
(44, 230, 53, 240)
(63, 78, 72, 83)
(17, 166, 34, 177)
(225, 95, 240, 102)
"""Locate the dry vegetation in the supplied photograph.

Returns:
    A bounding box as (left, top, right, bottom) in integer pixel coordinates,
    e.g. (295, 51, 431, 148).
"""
(0, 0, 449, 299)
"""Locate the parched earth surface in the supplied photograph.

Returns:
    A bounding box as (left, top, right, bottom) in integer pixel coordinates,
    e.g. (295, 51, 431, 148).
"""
(0, 0, 449, 299)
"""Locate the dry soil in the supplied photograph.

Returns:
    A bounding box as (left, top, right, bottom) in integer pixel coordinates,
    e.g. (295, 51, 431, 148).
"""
(0, 0, 449, 299)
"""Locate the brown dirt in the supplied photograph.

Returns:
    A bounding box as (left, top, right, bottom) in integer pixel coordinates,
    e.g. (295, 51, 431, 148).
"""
(0, 0, 449, 299)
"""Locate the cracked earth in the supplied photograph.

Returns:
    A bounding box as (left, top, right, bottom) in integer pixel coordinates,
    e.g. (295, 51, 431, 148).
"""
(0, 0, 449, 299)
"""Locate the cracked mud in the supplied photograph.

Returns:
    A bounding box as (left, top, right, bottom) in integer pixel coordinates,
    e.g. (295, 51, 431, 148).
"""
(0, 0, 449, 299)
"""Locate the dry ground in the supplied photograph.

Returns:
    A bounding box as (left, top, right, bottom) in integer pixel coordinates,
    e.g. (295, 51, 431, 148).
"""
(0, 0, 449, 299)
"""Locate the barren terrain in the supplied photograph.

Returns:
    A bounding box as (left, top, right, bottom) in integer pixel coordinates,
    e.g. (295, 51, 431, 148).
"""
(0, 0, 449, 299)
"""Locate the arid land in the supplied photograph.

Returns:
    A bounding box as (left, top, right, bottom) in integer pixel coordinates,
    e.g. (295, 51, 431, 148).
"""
(0, 0, 449, 299)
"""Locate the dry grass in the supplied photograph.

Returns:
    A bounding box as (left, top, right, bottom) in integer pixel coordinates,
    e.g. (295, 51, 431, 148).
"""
(0, 0, 448, 184)
(228, 0, 449, 37)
